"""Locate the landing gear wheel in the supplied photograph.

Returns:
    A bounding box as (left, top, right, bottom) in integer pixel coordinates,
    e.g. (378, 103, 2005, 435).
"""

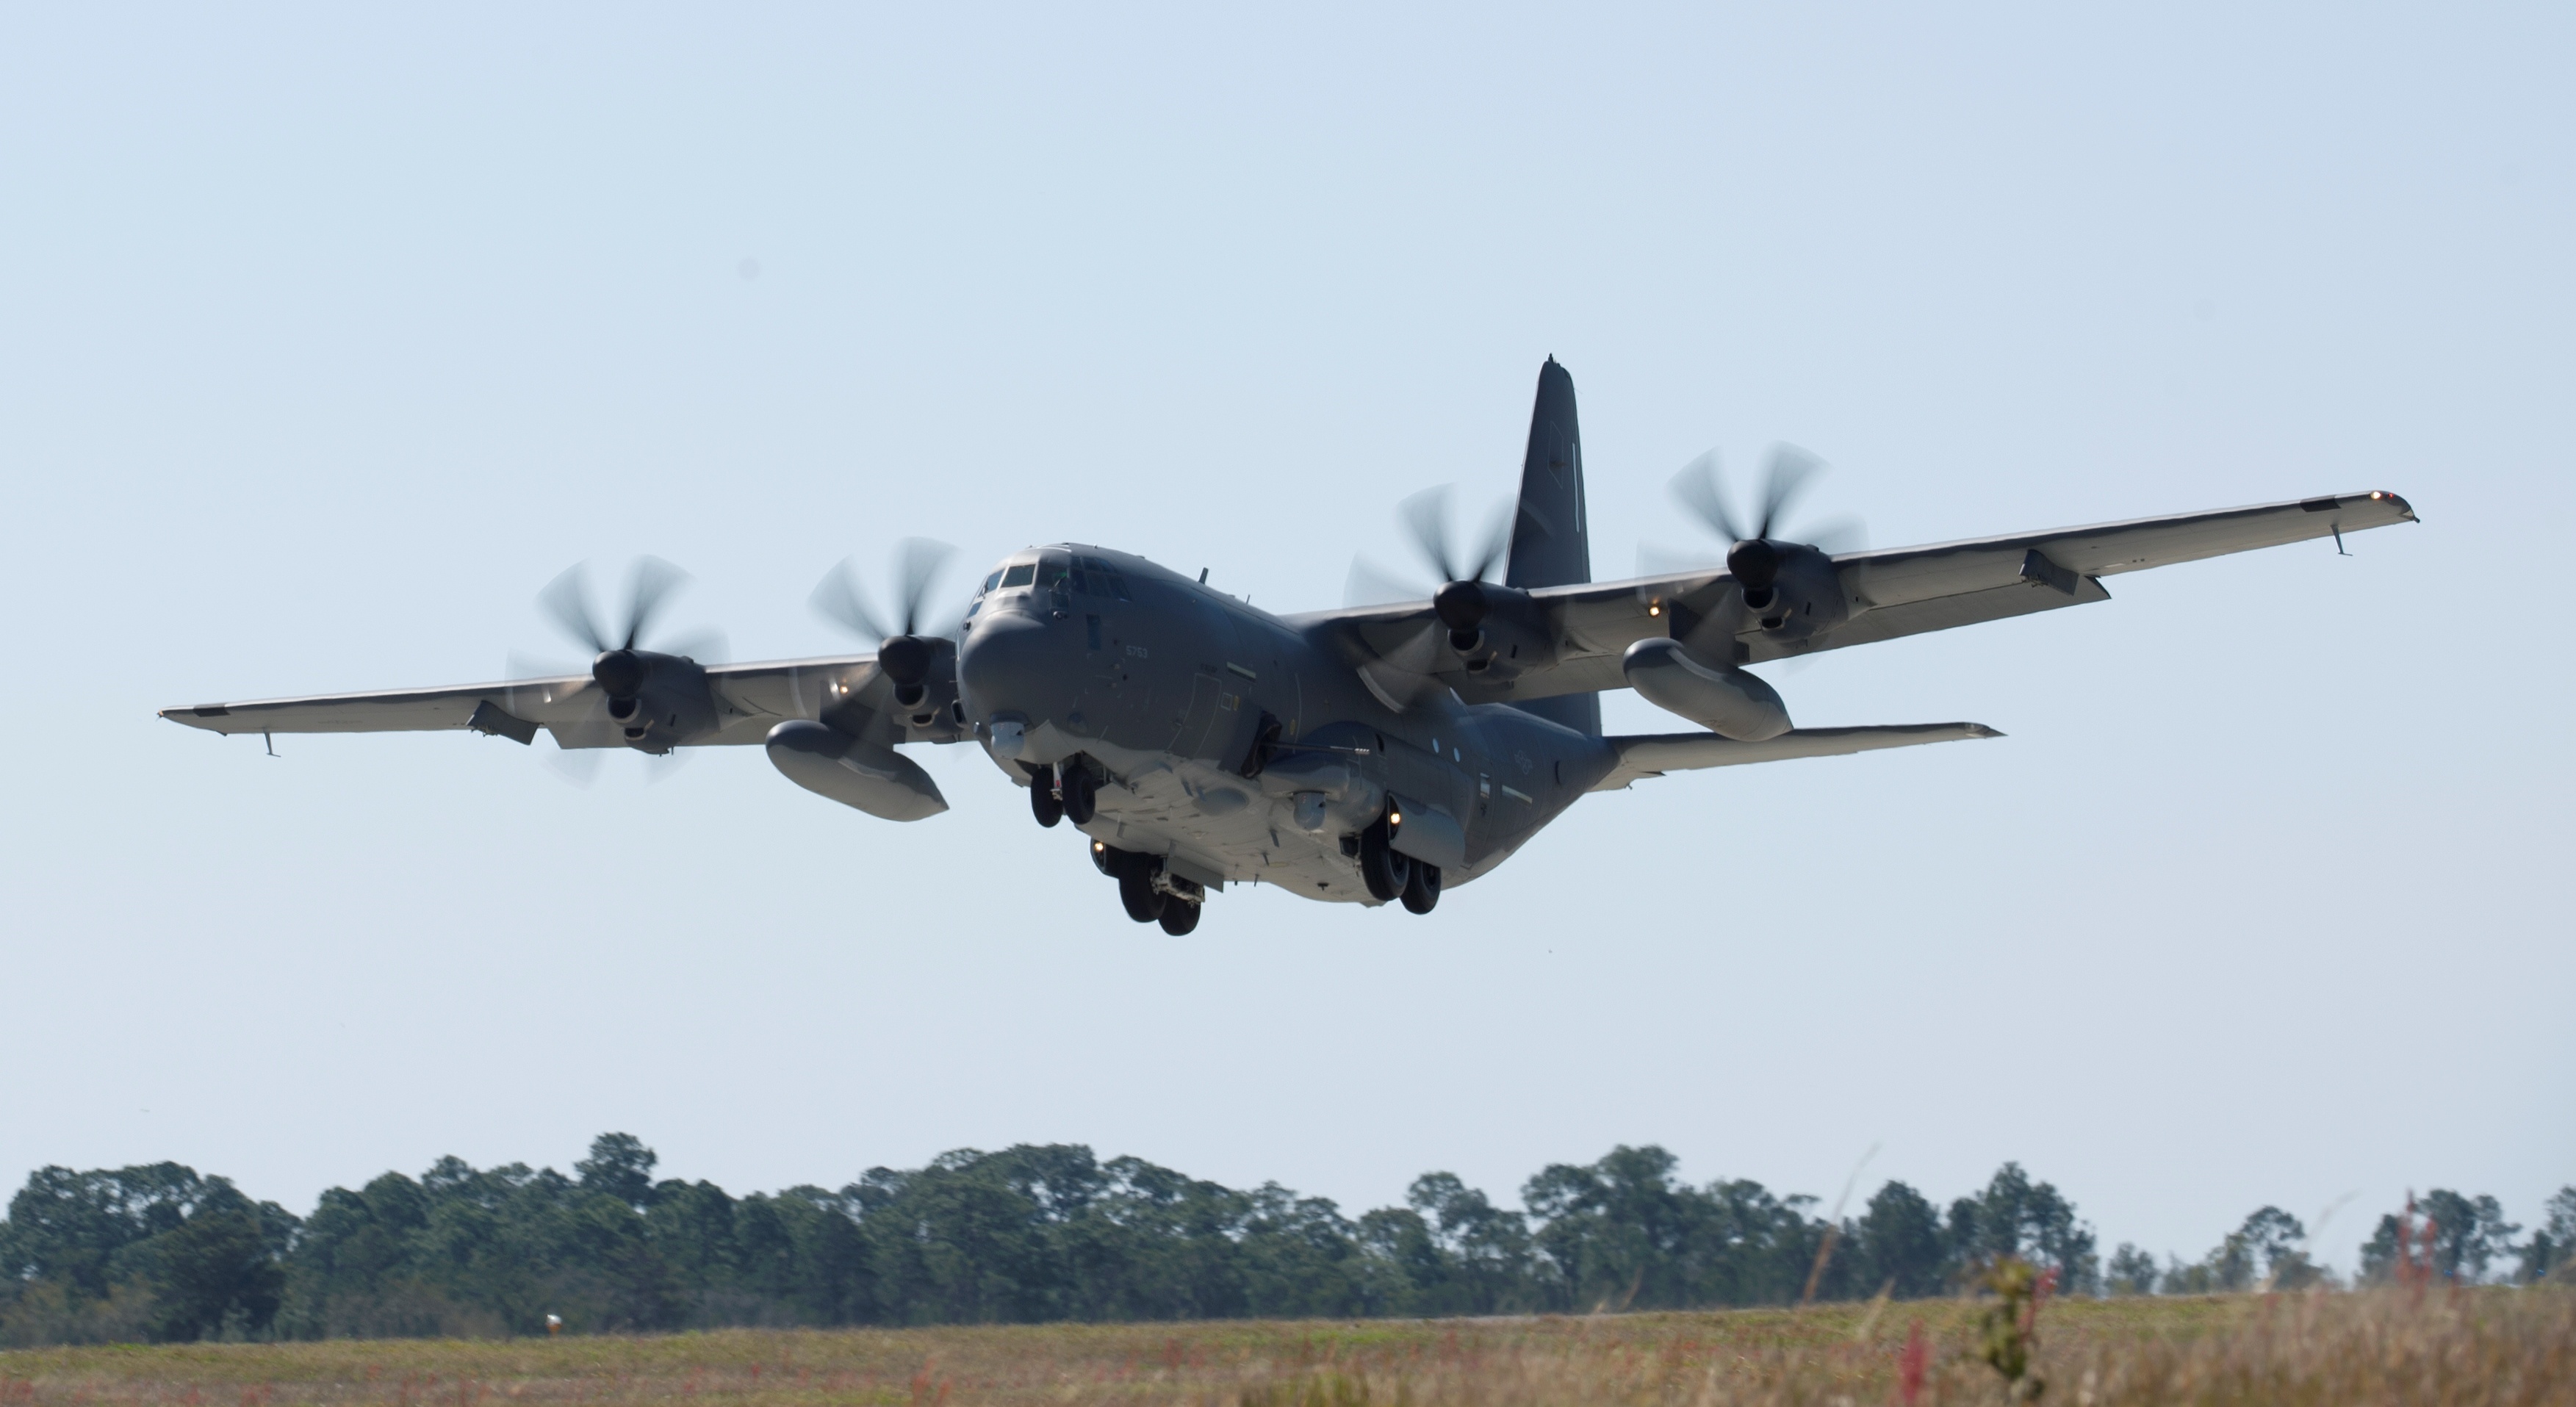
(1400, 861, 1442, 915)
(1156, 898, 1201, 935)
(1358, 817, 1411, 903)
(1061, 764, 1098, 826)
(1117, 860, 1166, 924)
(1029, 763, 1062, 828)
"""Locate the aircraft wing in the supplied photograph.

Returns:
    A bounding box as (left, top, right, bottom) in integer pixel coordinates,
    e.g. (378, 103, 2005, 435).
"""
(1301, 489, 2417, 705)
(1593, 723, 2002, 790)
(159, 655, 879, 749)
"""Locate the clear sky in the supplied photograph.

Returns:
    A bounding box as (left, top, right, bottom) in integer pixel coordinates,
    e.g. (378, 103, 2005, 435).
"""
(3, 4, 2568, 1278)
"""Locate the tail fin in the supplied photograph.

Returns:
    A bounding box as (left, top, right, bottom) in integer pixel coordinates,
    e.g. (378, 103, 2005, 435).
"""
(1505, 356, 1600, 736)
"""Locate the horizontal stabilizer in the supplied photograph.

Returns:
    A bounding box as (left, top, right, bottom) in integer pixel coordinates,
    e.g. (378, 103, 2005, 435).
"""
(1592, 723, 2001, 791)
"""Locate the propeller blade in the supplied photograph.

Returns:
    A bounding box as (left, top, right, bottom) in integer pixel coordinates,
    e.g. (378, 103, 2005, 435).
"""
(1752, 444, 1825, 540)
(618, 556, 689, 651)
(1669, 450, 1745, 544)
(1633, 542, 1714, 579)
(1398, 485, 1460, 583)
(1796, 514, 1869, 556)
(1466, 498, 1514, 583)
(544, 739, 605, 788)
(538, 564, 607, 654)
(504, 652, 589, 716)
(1345, 618, 1444, 714)
(891, 538, 955, 638)
(810, 558, 893, 642)
(657, 628, 729, 667)
(1343, 555, 1428, 608)
(1397, 485, 1511, 585)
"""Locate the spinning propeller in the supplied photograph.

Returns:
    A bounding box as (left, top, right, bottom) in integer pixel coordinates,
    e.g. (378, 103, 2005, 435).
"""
(1665, 444, 1866, 592)
(1340, 487, 1519, 707)
(1347, 486, 1515, 647)
(811, 538, 954, 708)
(510, 554, 726, 783)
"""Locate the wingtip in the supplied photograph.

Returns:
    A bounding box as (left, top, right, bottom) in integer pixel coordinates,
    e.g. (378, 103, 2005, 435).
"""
(1965, 723, 2005, 738)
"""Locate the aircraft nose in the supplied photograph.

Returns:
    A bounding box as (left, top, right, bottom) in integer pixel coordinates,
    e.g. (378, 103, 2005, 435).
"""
(955, 608, 1062, 730)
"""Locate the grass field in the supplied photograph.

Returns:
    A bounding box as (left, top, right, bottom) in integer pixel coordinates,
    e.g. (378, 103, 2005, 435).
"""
(3, 1290, 2568, 1406)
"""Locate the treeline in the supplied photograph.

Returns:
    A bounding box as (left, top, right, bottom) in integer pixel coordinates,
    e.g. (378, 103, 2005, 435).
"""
(1, 1136, 2567, 1346)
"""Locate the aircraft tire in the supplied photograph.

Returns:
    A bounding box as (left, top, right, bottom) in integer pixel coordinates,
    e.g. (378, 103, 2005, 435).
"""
(1400, 861, 1442, 915)
(1030, 764, 1063, 828)
(1156, 898, 1201, 935)
(1118, 860, 1166, 923)
(1358, 818, 1410, 902)
(1062, 764, 1098, 826)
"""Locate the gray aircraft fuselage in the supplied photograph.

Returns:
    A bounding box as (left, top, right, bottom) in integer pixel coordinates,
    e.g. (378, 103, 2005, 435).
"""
(951, 544, 1609, 904)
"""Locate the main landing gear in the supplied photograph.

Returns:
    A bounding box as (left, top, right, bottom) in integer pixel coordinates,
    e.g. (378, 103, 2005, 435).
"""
(1093, 841, 1203, 934)
(1356, 814, 1441, 914)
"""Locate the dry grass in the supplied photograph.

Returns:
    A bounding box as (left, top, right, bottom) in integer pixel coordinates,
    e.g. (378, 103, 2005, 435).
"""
(1, 1289, 2566, 1407)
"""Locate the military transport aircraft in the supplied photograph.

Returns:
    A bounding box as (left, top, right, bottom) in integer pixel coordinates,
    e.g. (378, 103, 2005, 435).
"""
(162, 359, 2416, 932)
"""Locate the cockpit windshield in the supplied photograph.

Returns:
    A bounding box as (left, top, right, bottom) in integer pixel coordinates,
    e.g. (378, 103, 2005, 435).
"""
(982, 553, 1131, 601)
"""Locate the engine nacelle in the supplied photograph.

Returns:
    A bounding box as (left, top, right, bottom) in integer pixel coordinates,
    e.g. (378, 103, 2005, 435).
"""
(766, 720, 948, 821)
(1622, 638, 1792, 741)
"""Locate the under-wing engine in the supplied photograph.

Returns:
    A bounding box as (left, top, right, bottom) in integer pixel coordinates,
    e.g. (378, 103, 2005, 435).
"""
(530, 558, 726, 753)
(1666, 444, 1857, 651)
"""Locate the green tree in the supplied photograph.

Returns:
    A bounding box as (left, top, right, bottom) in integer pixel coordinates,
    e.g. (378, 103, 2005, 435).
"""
(2104, 1243, 2158, 1295)
(1853, 1181, 1947, 1299)
(575, 1134, 658, 1212)
(2417, 1190, 2519, 1283)
(124, 1180, 289, 1341)
(2516, 1187, 2575, 1284)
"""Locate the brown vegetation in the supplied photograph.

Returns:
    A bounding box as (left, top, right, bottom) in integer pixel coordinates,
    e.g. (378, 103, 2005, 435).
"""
(3, 1288, 2567, 1407)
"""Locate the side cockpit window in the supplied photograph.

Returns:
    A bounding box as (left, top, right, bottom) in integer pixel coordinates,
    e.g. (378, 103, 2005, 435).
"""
(999, 562, 1036, 589)
(1078, 555, 1132, 601)
(979, 570, 1003, 596)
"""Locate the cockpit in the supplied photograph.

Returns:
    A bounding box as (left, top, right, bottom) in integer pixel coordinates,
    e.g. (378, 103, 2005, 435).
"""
(967, 550, 1134, 623)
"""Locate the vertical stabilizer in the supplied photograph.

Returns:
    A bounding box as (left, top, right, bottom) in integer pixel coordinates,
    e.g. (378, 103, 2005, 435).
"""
(1504, 356, 1600, 736)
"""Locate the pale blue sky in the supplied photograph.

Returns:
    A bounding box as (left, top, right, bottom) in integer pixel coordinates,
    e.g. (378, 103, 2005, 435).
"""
(3, 4, 2568, 1276)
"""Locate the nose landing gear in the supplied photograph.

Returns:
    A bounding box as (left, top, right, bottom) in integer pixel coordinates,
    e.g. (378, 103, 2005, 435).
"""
(1029, 762, 1063, 827)
(1030, 758, 1100, 827)
(1061, 761, 1098, 825)
(1093, 841, 1204, 932)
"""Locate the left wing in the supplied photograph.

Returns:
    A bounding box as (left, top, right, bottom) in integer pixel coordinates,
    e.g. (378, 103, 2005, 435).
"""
(1299, 489, 2417, 706)
(1591, 724, 2001, 791)
(160, 656, 884, 749)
